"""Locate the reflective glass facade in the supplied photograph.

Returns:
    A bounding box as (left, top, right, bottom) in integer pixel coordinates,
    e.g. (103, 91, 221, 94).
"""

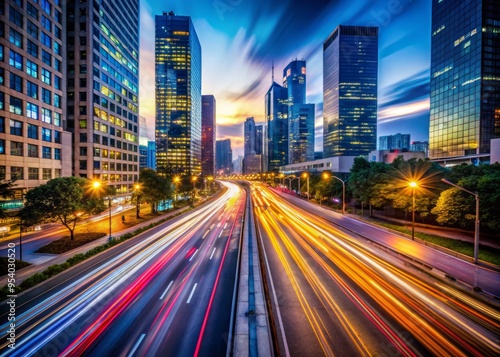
(67, 0, 140, 195)
(201, 95, 215, 176)
(155, 13, 202, 176)
(323, 25, 378, 157)
(289, 104, 315, 164)
(430, 0, 500, 161)
(265, 82, 288, 171)
(215, 139, 232, 174)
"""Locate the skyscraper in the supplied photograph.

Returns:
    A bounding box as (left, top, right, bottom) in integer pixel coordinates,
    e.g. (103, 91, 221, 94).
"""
(67, 0, 140, 196)
(289, 104, 315, 163)
(244, 117, 256, 155)
(155, 12, 202, 175)
(323, 25, 378, 157)
(265, 82, 288, 171)
(201, 95, 216, 176)
(282, 60, 315, 165)
(216, 139, 232, 174)
(429, 0, 500, 164)
(0, 0, 71, 206)
(255, 125, 263, 155)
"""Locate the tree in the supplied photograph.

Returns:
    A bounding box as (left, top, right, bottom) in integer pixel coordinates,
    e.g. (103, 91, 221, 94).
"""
(0, 180, 16, 218)
(21, 177, 105, 240)
(433, 163, 500, 231)
(139, 169, 173, 213)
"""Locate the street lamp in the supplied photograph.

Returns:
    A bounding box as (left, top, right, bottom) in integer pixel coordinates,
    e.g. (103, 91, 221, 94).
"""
(409, 181, 418, 240)
(173, 176, 180, 206)
(323, 173, 346, 215)
(191, 176, 198, 202)
(302, 172, 310, 200)
(442, 178, 480, 264)
(134, 183, 141, 219)
(93, 181, 112, 241)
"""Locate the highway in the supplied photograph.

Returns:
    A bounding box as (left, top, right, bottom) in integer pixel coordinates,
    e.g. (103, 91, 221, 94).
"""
(252, 183, 500, 356)
(0, 182, 245, 356)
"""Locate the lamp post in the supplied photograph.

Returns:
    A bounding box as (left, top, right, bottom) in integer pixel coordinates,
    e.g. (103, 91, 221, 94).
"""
(191, 176, 197, 202)
(93, 181, 112, 241)
(134, 183, 141, 219)
(323, 173, 346, 215)
(442, 178, 480, 264)
(409, 181, 418, 240)
(302, 172, 310, 200)
(173, 176, 180, 206)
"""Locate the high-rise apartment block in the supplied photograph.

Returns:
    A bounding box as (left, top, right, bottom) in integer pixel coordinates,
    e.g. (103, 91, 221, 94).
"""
(323, 25, 378, 157)
(155, 12, 201, 175)
(201, 95, 216, 176)
(67, 0, 140, 196)
(379, 133, 411, 151)
(1, 0, 72, 207)
(429, 0, 500, 164)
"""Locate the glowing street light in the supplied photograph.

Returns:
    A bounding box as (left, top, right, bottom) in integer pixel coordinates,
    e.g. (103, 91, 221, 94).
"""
(134, 183, 141, 219)
(302, 172, 310, 200)
(323, 173, 346, 215)
(409, 181, 418, 240)
(92, 181, 113, 241)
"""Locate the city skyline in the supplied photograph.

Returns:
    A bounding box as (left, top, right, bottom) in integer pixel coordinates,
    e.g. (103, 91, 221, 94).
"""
(140, 0, 431, 159)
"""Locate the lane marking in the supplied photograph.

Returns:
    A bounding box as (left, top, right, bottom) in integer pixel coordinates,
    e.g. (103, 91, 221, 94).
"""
(223, 222, 228, 229)
(202, 230, 209, 239)
(127, 333, 146, 357)
(210, 224, 214, 230)
(189, 249, 198, 261)
(187, 283, 198, 304)
(210, 247, 216, 260)
(218, 230, 223, 238)
(160, 280, 174, 300)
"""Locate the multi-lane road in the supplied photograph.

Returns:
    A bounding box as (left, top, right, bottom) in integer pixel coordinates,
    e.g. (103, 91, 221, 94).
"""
(0, 182, 245, 356)
(252, 183, 500, 356)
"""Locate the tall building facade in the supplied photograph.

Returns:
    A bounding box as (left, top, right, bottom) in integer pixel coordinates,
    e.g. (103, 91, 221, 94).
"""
(289, 104, 315, 163)
(67, 0, 140, 196)
(283, 59, 315, 165)
(255, 124, 263, 155)
(0, 0, 72, 207)
(244, 116, 256, 155)
(430, 0, 500, 164)
(201, 95, 215, 176)
(323, 25, 378, 157)
(155, 12, 201, 175)
(411, 141, 429, 157)
(215, 139, 232, 174)
(265, 82, 288, 171)
(379, 133, 411, 151)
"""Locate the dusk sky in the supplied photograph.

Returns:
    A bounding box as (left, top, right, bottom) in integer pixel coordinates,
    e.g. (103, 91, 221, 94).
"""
(139, 0, 432, 158)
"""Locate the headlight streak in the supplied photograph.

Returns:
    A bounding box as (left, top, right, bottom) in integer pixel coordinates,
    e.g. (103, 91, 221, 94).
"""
(0, 183, 241, 356)
(253, 184, 500, 356)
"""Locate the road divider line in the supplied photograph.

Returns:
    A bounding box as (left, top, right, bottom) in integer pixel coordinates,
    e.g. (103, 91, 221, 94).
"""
(189, 249, 199, 261)
(127, 333, 146, 357)
(210, 247, 216, 260)
(218, 230, 223, 238)
(224, 222, 228, 229)
(187, 283, 198, 304)
(202, 230, 209, 239)
(160, 280, 174, 300)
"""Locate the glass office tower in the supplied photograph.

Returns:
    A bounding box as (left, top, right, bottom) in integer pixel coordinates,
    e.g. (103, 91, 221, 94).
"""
(201, 95, 216, 176)
(0, 0, 72, 207)
(323, 25, 378, 157)
(215, 139, 232, 174)
(67, 0, 140, 196)
(289, 104, 315, 163)
(155, 12, 202, 176)
(429, 0, 500, 164)
(265, 82, 288, 171)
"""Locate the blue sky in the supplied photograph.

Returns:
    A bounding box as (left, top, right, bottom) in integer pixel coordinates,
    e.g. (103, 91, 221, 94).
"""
(140, 0, 431, 158)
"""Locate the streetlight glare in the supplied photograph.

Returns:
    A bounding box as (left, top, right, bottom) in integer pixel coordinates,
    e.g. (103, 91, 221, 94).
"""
(93, 181, 101, 189)
(409, 181, 418, 188)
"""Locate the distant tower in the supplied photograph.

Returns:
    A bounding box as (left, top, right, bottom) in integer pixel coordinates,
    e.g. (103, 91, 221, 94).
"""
(323, 25, 378, 157)
(202, 95, 216, 176)
(155, 13, 202, 175)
